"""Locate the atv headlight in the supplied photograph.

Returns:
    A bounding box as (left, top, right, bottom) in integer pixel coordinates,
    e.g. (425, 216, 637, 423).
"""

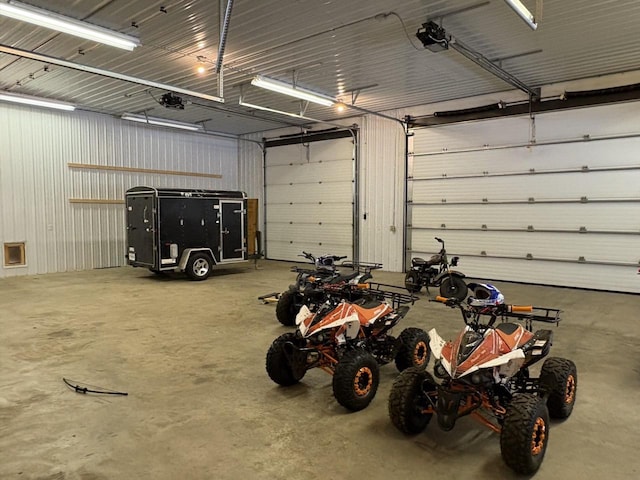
(309, 332, 326, 344)
(434, 360, 450, 380)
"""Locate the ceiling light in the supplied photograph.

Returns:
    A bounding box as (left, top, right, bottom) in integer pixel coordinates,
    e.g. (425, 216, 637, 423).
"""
(121, 113, 204, 131)
(0, 0, 141, 50)
(334, 102, 347, 113)
(0, 91, 75, 111)
(251, 75, 335, 107)
(504, 0, 538, 30)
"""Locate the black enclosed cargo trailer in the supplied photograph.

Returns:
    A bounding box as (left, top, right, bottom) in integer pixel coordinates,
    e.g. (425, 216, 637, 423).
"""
(125, 186, 248, 280)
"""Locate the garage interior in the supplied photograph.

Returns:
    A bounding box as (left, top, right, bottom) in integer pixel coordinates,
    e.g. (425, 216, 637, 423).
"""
(1, 1, 640, 479)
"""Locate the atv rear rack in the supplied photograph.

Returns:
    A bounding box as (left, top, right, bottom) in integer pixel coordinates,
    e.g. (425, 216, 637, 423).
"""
(499, 306, 562, 330)
(359, 282, 418, 309)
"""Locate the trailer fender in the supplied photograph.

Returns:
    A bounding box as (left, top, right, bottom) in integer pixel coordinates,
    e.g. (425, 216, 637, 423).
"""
(178, 248, 217, 272)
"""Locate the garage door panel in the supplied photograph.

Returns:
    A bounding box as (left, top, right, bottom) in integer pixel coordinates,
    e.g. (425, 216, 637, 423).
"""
(268, 223, 352, 245)
(411, 170, 640, 203)
(266, 203, 353, 224)
(267, 241, 351, 261)
(266, 159, 353, 184)
(411, 229, 636, 264)
(311, 138, 354, 160)
(536, 102, 640, 141)
(267, 181, 353, 204)
(411, 138, 640, 178)
(411, 116, 530, 152)
(461, 256, 638, 294)
(410, 203, 640, 232)
(267, 144, 307, 166)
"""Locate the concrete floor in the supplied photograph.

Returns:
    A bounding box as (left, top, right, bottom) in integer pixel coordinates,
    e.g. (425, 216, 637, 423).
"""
(1, 261, 639, 480)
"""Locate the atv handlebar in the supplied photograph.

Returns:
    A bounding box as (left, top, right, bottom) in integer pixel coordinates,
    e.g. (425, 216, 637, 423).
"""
(434, 296, 533, 312)
(508, 305, 533, 313)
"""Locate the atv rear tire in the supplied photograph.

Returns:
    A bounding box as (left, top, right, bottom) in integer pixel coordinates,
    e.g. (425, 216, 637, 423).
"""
(500, 393, 550, 475)
(404, 271, 422, 293)
(333, 349, 380, 411)
(276, 290, 301, 326)
(388, 367, 435, 434)
(540, 357, 577, 419)
(439, 276, 467, 301)
(266, 333, 306, 386)
(395, 328, 431, 372)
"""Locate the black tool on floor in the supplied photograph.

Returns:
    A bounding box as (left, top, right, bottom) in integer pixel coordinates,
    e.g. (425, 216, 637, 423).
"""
(63, 378, 128, 396)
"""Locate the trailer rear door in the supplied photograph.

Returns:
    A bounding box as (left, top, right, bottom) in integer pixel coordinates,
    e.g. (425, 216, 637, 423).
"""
(220, 200, 244, 261)
(126, 194, 156, 266)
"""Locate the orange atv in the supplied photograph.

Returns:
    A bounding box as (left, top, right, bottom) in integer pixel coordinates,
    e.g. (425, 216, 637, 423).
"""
(266, 283, 429, 411)
(388, 283, 577, 475)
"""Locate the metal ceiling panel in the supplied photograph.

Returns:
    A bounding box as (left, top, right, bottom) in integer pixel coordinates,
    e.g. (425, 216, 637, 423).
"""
(2, 1, 640, 134)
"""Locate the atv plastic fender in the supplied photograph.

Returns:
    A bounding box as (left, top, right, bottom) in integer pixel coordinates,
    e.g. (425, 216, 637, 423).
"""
(460, 349, 526, 378)
(296, 305, 313, 336)
(428, 328, 453, 376)
(428, 328, 446, 359)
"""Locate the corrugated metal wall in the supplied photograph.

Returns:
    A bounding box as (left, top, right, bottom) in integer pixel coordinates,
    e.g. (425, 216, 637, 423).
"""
(358, 114, 406, 271)
(238, 132, 264, 233)
(0, 104, 238, 277)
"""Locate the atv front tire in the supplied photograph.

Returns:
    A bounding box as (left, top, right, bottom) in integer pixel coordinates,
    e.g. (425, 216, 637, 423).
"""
(439, 276, 467, 301)
(500, 393, 550, 475)
(540, 357, 577, 419)
(404, 271, 422, 293)
(266, 333, 306, 386)
(388, 367, 435, 434)
(333, 349, 380, 411)
(395, 328, 431, 372)
(275, 290, 301, 326)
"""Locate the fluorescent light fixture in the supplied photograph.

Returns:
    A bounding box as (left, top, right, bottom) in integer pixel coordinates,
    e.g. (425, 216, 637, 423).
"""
(504, 0, 538, 30)
(0, 0, 141, 50)
(121, 113, 204, 132)
(251, 75, 335, 107)
(239, 100, 314, 120)
(239, 100, 347, 129)
(0, 91, 75, 111)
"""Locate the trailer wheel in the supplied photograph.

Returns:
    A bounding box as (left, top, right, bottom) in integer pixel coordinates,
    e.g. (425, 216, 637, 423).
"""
(186, 253, 212, 281)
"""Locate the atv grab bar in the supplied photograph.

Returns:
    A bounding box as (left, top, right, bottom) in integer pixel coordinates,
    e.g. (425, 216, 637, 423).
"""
(434, 296, 561, 329)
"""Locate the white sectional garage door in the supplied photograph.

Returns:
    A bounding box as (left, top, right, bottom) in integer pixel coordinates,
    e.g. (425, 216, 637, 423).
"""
(408, 102, 640, 293)
(265, 134, 355, 261)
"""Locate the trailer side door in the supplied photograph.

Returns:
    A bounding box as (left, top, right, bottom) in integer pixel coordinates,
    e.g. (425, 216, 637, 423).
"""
(220, 200, 245, 261)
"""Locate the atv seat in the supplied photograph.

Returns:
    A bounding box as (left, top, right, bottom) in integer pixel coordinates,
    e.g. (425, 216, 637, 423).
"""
(329, 271, 360, 283)
(495, 322, 520, 335)
(353, 297, 383, 309)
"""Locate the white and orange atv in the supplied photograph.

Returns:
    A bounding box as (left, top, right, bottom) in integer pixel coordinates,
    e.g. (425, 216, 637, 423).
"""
(266, 283, 430, 411)
(388, 283, 577, 475)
